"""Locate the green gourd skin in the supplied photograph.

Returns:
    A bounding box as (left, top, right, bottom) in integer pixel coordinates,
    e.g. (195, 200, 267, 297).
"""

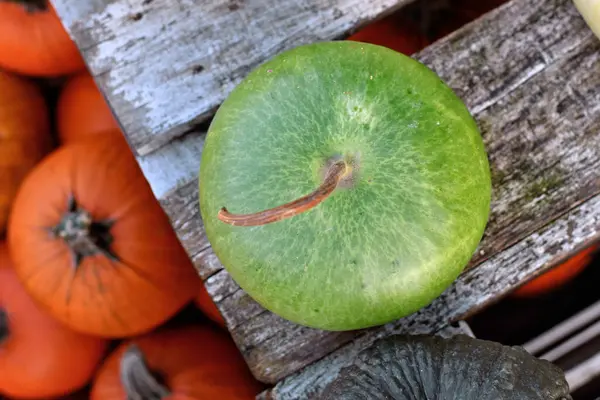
(199, 41, 491, 331)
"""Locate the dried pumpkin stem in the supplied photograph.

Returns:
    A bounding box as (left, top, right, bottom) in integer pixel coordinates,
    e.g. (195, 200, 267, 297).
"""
(120, 344, 171, 400)
(4, 0, 47, 12)
(0, 308, 8, 344)
(218, 160, 348, 226)
(51, 196, 117, 267)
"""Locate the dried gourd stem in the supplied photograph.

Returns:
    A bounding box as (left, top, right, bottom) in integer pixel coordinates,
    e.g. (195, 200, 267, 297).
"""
(51, 195, 118, 268)
(218, 160, 348, 226)
(0, 308, 8, 344)
(120, 344, 171, 400)
(5, 0, 47, 12)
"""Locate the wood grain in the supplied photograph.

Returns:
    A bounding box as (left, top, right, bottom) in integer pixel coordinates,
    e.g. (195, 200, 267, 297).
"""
(151, 0, 600, 385)
(50, 0, 416, 157)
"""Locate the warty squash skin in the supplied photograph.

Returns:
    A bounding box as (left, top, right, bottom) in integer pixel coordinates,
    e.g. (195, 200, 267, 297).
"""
(319, 334, 572, 399)
(7, 135, 215, 338)
(0, 68, 52, 237)
(0, 244, 108, 399)
(91, 325, 264, 399)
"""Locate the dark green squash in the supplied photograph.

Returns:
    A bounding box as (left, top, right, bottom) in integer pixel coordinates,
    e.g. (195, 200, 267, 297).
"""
(319, 334, 572, 399)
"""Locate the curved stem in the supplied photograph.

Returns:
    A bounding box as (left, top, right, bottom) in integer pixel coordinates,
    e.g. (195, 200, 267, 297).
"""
(218, 160, 348, 227)
(0, 308, 9, 345)
(51, 195, 117, 268)
(120, 344, 171, 400)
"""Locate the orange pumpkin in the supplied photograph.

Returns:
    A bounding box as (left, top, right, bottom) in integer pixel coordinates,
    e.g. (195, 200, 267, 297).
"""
(0, 244, 107, 399)
(0, 69, 52, 237)
(0, 0, 85, 77)
(91, 325, 264, 399)
(7, 135, 207, 338)
(513, 243, 598, 297)
(346, 14, 429, 55)
(56, 72, 121, 144)
(195, 286, 225, 328)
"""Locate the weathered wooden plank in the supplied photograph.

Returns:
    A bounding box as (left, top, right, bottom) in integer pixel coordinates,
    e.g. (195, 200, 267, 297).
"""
(147, 0, 600, 384)
(50, 0, 416, 157)
(256, 321, 475, 400)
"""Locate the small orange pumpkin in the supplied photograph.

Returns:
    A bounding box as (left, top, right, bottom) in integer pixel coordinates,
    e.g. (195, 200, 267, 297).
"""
(56, 72, 121, 144)
(346, 14, 429, 55)
(0, 0, 85, 77)
(0, 68, 52, 237)
(0, 244, 108, 399)
(7, 135, 207, 338)
(91, 325, 264, 399)
(513, 243, 598, 297)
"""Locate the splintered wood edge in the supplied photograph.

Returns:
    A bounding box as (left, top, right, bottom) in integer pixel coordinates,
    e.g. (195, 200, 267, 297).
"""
(50, 0, 417, 157)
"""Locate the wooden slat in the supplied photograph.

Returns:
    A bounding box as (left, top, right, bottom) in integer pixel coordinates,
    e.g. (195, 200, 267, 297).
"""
(50, 0, 415, 157)
(149, 0, 600, 385)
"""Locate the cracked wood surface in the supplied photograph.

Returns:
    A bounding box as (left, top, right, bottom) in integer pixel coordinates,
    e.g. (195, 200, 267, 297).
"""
(158, 0, 600, 385)
(50, 0, 415, 157)
(53, 0, 600, 390)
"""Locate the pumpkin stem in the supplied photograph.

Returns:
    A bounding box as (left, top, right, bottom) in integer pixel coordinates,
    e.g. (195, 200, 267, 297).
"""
(3, 0, 47, 12)
(218, 159, 349, 226)
(0, 308, 8, 344)
(120, 344, 171, 400)
(52, 196, 117, 267)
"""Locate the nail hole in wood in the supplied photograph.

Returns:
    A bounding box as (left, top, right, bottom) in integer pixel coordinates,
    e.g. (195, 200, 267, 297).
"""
(129, 12, 144, 21)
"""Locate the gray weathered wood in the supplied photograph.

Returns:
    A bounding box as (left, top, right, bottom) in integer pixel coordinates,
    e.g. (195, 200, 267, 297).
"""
(149, 0, 600, 385)
(256, 321, 475, 400)
(50, 0, 415, 157)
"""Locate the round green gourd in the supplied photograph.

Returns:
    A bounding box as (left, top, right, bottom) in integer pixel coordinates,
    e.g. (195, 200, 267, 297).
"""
(199, 41, 491, 331)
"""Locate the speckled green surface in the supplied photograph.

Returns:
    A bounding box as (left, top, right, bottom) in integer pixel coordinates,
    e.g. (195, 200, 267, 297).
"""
(199, 41, 491, 331)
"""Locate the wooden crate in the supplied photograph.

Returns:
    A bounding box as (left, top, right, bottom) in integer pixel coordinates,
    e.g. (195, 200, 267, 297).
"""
(51, 0, 600, 398)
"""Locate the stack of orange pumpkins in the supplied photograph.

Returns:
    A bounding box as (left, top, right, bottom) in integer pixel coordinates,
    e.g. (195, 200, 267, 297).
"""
(0, 1, 263, 399)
